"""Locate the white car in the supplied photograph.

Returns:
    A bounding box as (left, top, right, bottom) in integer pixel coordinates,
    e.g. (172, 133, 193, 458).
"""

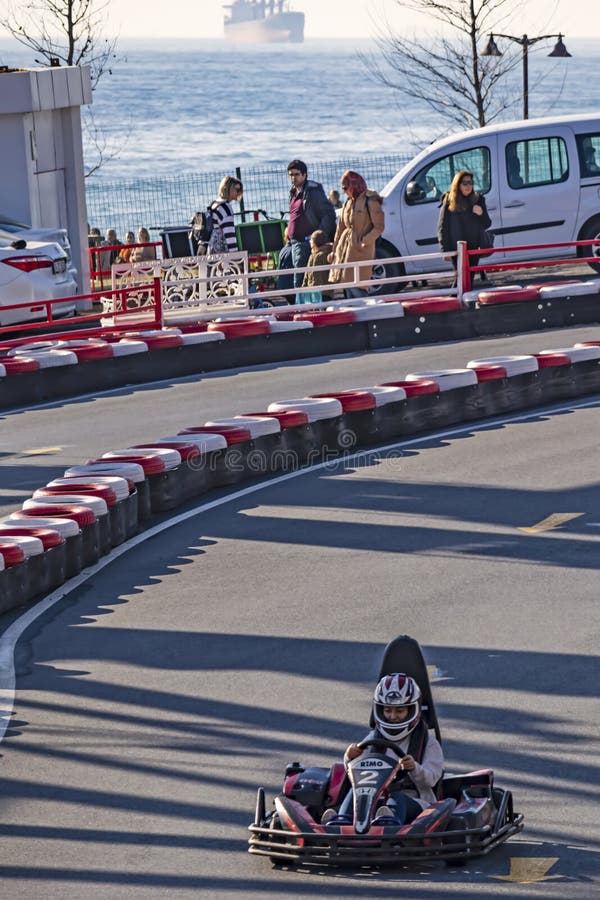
(0, 214, 78, 287)
(0, 236, 77, 327)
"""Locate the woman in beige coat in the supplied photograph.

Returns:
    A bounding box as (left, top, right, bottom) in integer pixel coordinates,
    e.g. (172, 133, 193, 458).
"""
(328, 170, 385, 297)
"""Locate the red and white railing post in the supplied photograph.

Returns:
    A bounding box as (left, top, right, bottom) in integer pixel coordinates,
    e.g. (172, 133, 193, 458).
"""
(153, 276, 164, 329)
(456, 241, 471, 298)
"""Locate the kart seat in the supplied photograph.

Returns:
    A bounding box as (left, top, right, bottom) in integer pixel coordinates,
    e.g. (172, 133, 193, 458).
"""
(373, 634, 442, 744)
(438, 769, 494, 801)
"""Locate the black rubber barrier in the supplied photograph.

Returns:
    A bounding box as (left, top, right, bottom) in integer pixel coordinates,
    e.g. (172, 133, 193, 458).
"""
(122, 491, 140, 538)
(147, 469, 188, 512)
(503, 372, 542, 410)
(136, 482, 152, 521)
(241, 433, 286, 477)
(309, 415, 351, 456)
(569, 359, 600, 395)
(27, 552, 54, 599)
(280, 423, 323, 466)
(0, 551, 57, 607)
(40, 543, 67, 594)
(0, 562, 29, 614)
(253, 422, 322, 468)
(97, 513, 112, 556)
(472, 379, 514, 418)
(1, 352, 600, 620)
(369, 401, 413, 443)
(81, 521, 101, 568)
(205, 443, 257, 488)
(368, 309, 476, 350)
(0, 292, 598, 411)
(177, 458, 211, 501)
(538, 366, 576, 403)
(108, 500, 129, 547)
(65, 532, 85, 579)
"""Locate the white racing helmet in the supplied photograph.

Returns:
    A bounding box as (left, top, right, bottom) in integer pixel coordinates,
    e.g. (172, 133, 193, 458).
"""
(372, 673, 422, 741)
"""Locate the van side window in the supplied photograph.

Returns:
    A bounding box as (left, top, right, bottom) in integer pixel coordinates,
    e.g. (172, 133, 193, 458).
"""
(506, 138, 569, 189)
(405, 146, 491, 205)
(576, 134, 600, 177)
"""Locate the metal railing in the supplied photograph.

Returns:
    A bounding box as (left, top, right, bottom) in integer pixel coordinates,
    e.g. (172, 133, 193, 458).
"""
(88, 241, 163, 291)
(101, 248, 455, 326)
(2, 237, 599, 346)
(0, 281, 162, 343)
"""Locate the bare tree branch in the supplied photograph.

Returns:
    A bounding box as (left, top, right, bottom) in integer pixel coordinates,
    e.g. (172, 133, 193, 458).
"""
(1, 0, 121, 175)
(367, 0, 526, 128)
(82, 107, 131, 179)
(1, 0, 118, 89)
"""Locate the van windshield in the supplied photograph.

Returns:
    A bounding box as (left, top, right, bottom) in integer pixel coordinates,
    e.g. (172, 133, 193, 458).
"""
(406, 146, 491, 205)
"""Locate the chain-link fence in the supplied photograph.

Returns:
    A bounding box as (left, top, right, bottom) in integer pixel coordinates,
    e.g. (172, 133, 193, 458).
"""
(85, 153, 412, 239)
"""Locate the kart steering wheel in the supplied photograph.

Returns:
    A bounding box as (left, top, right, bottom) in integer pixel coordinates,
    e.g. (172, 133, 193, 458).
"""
(356, 737, 403, 758)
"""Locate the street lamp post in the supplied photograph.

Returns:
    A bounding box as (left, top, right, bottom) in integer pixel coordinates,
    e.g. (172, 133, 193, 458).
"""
(481, 33, 571, 119)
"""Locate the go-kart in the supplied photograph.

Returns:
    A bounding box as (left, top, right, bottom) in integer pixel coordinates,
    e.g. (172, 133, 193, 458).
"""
(248, 635, 524, 867)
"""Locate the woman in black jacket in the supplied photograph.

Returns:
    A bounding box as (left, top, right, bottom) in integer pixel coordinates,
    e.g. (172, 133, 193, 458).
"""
(437, 170, 491, 283)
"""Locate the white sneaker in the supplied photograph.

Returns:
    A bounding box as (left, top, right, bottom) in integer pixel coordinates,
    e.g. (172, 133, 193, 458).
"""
(376, 805, 396, 819)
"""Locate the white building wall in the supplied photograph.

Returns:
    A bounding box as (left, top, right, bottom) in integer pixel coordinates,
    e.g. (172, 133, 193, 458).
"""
(0, 65, 92, 293)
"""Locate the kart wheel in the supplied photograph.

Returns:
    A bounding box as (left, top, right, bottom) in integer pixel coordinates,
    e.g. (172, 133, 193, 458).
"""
(268, 813, 287, 867)
(444, 832, 473, 866)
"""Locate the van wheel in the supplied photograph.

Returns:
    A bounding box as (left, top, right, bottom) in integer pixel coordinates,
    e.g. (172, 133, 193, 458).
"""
(578, 218, 600, 273)
(369, 244, 405, 296)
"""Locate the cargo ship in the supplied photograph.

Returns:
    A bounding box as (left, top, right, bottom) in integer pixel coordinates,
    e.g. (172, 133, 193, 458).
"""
(223, 1, 305, 44)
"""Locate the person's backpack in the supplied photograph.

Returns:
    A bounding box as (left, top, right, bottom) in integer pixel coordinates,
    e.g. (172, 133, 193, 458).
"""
(189, 206, 215, 250)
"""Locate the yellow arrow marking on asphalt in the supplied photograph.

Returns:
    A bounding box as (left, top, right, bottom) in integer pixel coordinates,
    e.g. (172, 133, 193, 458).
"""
(21, 447, 62, 456)
(519, 513, 583, 534)
(426, 664, 449, 682)
(492, 857, 562, 884)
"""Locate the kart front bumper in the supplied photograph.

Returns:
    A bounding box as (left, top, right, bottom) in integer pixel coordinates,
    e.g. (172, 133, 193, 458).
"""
(248, 815, 524, 866)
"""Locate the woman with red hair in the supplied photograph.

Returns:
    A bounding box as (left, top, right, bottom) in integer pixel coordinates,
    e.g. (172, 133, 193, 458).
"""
(328, 170, 385, 298)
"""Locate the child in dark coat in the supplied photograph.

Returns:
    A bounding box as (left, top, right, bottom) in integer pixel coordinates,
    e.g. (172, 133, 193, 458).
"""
(297, 229, 333, 304)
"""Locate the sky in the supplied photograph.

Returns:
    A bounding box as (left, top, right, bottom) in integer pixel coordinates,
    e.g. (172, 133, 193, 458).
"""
(104, 0, 600, 40)
(2, 0, 599, 41)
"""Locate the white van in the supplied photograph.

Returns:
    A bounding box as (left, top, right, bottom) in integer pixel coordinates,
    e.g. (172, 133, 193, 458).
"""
(376, 112, 600, 283)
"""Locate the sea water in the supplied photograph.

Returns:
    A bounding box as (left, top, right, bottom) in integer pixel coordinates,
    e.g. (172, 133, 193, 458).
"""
(0, 37, 598, 232)
(1, 37, 599, 179)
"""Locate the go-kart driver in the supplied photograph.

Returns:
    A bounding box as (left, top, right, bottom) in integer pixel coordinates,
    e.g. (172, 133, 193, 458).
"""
(331, 673, 444, 826)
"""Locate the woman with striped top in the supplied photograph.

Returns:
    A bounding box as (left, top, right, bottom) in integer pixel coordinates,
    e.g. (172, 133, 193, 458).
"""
(208, 176, 243, 254)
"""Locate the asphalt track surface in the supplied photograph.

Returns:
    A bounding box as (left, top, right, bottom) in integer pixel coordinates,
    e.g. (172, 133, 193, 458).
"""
(0, 326, 599, 899)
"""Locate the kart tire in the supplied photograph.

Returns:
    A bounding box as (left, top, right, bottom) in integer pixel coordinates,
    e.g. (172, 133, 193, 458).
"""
(268, 813, 293, 867)
(269, 813, 283, 866)
(444, 830, 473, 866)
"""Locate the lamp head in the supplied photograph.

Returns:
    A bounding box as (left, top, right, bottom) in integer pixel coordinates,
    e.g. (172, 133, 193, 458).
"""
(548, 34, 571, 58)
(481, 34, 502, 57)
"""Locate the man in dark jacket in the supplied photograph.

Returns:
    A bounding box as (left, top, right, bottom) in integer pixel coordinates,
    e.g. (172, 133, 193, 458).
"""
(277, 159, 336, 301)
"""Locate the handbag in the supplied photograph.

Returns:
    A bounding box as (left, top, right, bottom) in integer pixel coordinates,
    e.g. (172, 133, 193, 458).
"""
(208, 224, 228, 255)
(478, 227, 495, 258)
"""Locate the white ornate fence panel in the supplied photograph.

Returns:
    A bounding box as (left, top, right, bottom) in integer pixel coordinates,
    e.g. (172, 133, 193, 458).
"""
(107, 251, 250, 316)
